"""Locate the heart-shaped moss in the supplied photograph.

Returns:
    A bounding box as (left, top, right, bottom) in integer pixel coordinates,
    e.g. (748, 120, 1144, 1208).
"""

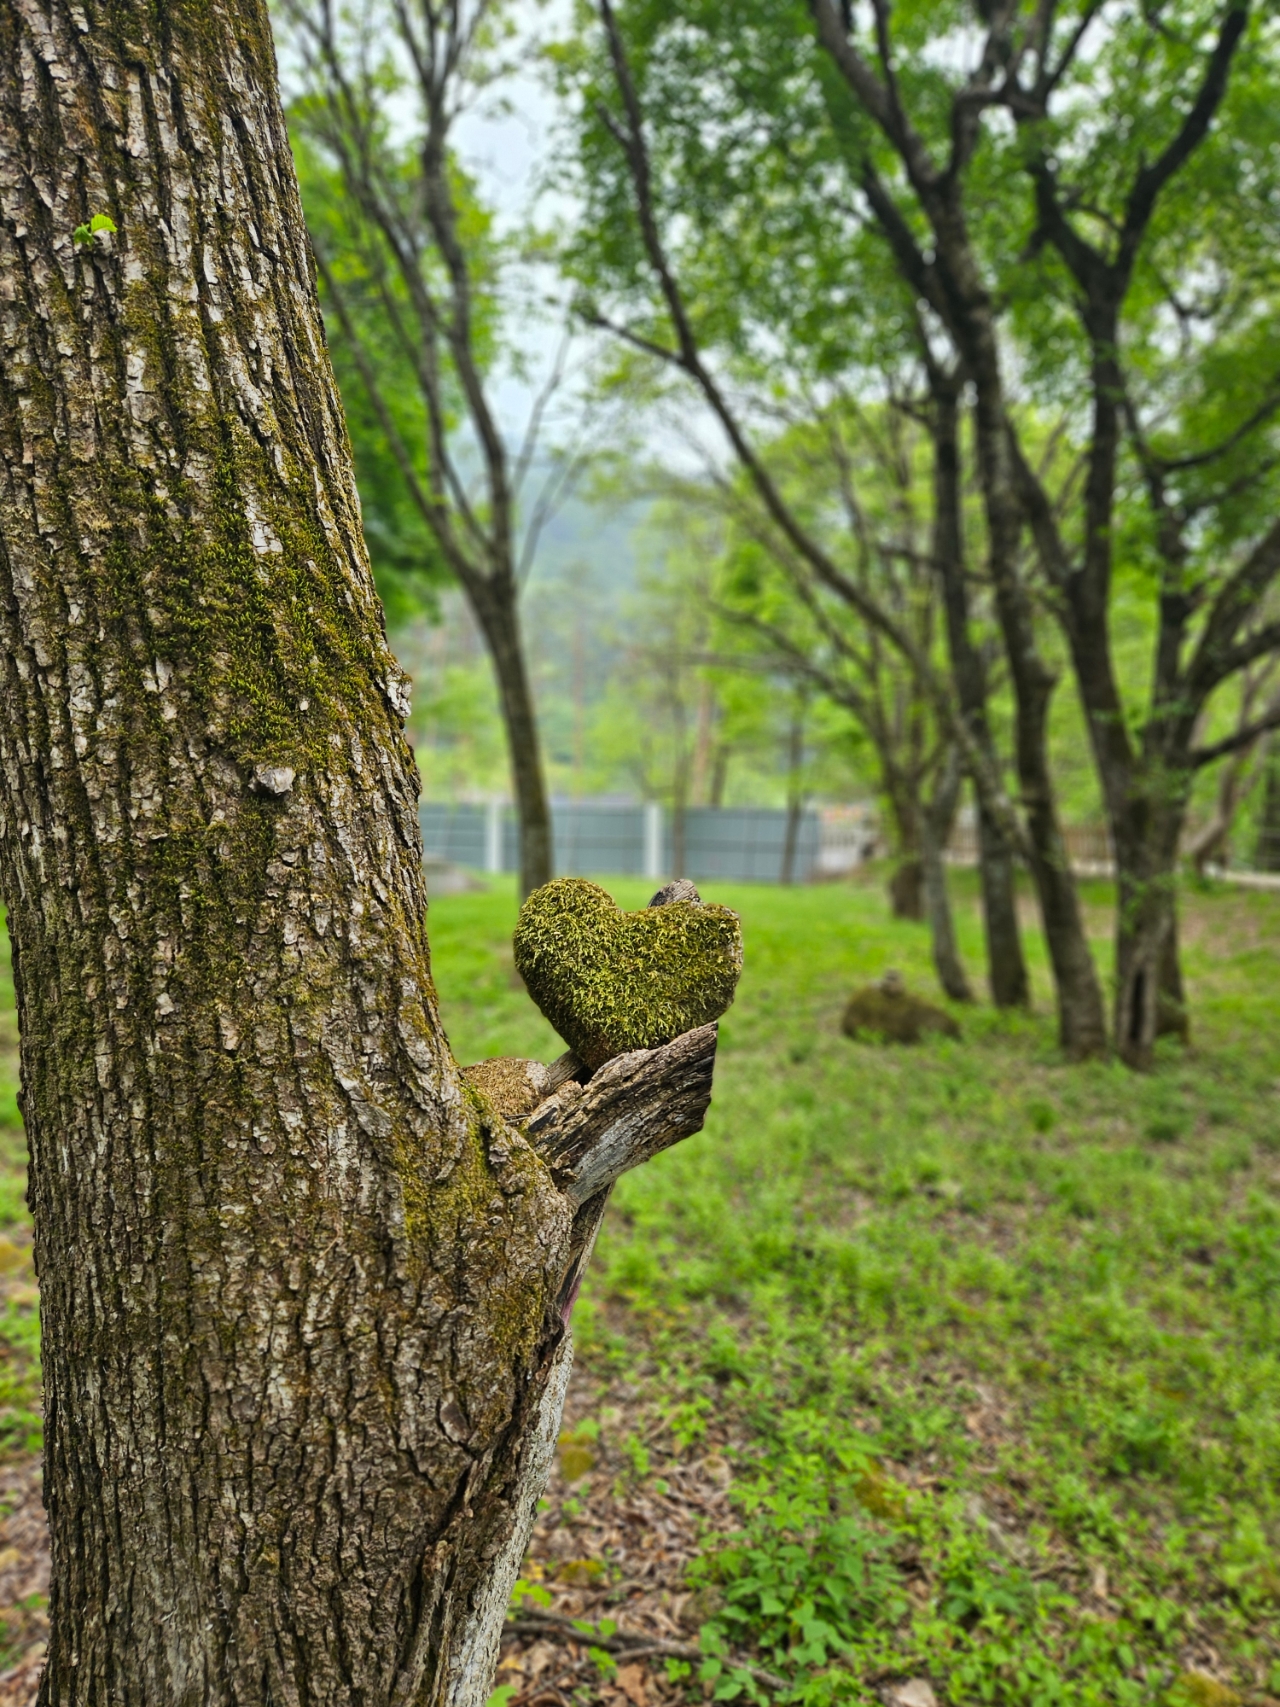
(513, 878, 742, 1071)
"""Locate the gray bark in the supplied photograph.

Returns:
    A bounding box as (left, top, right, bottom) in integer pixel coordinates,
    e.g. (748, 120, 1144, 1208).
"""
(920, 746, 972, 1003)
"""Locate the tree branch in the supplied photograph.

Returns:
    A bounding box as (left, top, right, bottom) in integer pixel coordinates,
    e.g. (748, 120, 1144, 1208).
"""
(522, 1024, 718, 1208)
(1117, 2, 1249, 276)
(1191, 702, 1280, 769)
(1186, 515, 1280, 701)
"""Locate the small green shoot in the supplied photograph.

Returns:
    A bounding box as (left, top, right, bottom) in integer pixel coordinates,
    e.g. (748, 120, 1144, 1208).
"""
(73, 213, 117, 249)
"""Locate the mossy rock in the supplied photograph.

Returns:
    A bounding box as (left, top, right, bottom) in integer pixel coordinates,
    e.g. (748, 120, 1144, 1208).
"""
(513, 878, 742, 1072)
(841, 983, 961, 1045)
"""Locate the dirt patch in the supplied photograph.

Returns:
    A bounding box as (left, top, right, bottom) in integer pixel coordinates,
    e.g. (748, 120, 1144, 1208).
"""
(495, 1354, 741, 1706)
(0, 1457, 47, 1707)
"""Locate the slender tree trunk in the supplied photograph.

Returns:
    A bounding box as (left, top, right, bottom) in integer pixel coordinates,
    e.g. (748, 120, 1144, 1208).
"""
(975, 805, 1026, 1005)
(966, 388, 1107, 1059)
(0, 6, 713, 1701)
(1255, 739, 1280, 870)
(1113, 791, 1189, 1068)
(930, 382, 1028, 1008)
(920, 747, 972, 1002)
(1018, 683, 1109, 1060)
(780, 706, 805, 885)
(710, 744, 730, 807)
(470, 587, 553, 898)
(1188, 752, 1260, 875)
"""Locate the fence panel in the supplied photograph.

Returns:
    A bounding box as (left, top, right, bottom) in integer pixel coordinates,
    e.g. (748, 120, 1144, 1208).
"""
(419, 800, 830, 884)
(420, 803, 487, 868)
(553, 803, 649, 877)
(680, 807, 820, 883)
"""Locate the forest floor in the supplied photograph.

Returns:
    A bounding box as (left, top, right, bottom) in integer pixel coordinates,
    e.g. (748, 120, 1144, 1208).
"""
(0, 870, 1277, 1706)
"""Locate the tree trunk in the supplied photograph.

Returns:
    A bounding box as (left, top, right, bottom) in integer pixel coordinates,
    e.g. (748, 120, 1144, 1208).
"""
(470, 587, 553, 899)
(1114, 800, 1187, 1069)
(930, 382, 1028, 1008)
(920, 748, 973, 1002)
(975, 805, 1026, 1007)
(1253, 738, 1280, 870)
(0, 4, 712, 1701)
(709, 743, 730, 807)
(780, 706, 805, 885)
(882, 770, 925, 920)
(1020, 727, 1109, 1061)
(966, 391, 1107, 1059)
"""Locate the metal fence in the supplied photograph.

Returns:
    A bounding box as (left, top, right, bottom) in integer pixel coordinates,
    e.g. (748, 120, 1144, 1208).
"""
(419, 800, 843, 884)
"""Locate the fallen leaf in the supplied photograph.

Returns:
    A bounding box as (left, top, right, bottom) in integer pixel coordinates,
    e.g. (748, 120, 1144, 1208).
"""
(521, 1642, 558, 1679)
(615, 1661, 648, 1706)
(886, 1681, 938, 1707)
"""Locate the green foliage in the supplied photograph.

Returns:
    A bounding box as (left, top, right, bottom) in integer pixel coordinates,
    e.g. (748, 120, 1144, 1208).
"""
(553, 0, 1280, 847)
(288, 124, 452, 623)
(691, 1420, 907, 1682)
(73, 212, 116, 247)
(436, 875, 1280, 1703)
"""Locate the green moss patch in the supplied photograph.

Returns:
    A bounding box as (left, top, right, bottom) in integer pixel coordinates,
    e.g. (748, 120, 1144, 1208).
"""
(841, 982, 962, 1044)
(512, 879, 742, 1071)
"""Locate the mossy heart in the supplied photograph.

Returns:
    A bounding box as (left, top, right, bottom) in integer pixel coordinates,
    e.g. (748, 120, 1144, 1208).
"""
(513, 878, 743, 1071)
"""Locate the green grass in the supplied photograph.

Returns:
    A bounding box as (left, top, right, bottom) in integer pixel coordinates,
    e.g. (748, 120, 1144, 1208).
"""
(430, 869, 1280, 1707)
(0, 873, 1278, 1700)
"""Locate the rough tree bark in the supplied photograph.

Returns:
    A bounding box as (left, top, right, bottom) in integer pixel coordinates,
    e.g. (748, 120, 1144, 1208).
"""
(930, 376, 1027, 1008)
(919, 745, 972, 1003)
(0, 2, 715, 1701)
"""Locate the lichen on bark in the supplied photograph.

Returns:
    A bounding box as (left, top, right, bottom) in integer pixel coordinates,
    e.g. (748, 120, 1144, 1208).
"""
(0, 1, 577, 1701)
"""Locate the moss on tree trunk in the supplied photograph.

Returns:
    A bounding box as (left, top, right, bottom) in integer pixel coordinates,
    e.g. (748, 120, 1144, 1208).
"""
(0, 2, 580, 1699)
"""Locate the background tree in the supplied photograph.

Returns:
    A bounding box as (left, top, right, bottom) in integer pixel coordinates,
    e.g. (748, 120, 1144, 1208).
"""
(282, 0, 568, 897)
(805, 0, 1280, 1063)
(554, 5, 1108, 1040)
(705, 404, 978, 989)
(0, 0, 712, 1698)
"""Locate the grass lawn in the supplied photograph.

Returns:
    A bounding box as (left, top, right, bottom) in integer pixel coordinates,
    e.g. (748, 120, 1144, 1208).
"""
(430, 868, 1280, 1707)
(0, 869, 1277, 1703)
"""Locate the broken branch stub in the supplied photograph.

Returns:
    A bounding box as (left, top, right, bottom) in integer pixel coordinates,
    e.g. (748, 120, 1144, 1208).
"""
(522, 1023, 718, 1206)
